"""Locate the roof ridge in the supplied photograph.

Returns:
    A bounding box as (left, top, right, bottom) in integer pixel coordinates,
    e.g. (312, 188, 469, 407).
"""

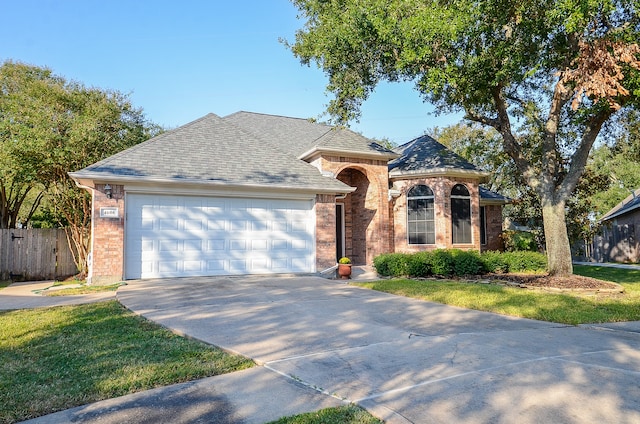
(225, 110, 332, 128)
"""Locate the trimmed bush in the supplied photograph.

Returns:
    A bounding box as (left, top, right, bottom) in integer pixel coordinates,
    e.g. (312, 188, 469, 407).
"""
(480, 251, 509, 273)
(451, 249, 483, 276)
(374, 249, 548, 278)
(407, 251, 432, 277)
(428, 249, 454, 276)
(503, 251, 547, 272)
(373, 253, 411, 277)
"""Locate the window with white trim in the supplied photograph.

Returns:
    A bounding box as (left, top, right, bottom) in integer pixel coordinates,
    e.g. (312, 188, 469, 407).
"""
(407, 185, 435, 244)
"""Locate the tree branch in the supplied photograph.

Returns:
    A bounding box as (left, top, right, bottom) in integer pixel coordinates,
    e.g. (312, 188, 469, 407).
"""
(558, 107, 613, 201)
(543, 76, 573, 183)
(489, 87, 540, 190)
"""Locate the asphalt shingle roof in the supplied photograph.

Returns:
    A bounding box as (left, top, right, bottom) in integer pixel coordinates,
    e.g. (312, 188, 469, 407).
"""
(480, 186, 511, 204)
(601, 188, 640, 221)
(224, 111, 398, 159)
(389, 135, 488, 179)
(70, 113, 351, 193)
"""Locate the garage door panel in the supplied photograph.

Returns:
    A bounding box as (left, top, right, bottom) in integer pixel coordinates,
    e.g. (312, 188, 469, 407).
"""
(125, 194, 315, 279)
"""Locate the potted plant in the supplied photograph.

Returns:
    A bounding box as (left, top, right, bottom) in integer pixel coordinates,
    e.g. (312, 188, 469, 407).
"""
(337, 257, 352, 279)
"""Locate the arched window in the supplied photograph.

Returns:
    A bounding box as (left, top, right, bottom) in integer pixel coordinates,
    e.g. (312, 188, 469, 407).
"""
(451, 184, 472, 244)
(407, 185, 435, 244)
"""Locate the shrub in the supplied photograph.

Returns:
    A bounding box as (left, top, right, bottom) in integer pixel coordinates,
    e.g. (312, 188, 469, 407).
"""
(373, 249, 548, 278)
(503, 230, 539, 252)
(428, 249, 454, 276)
(407, 251, 432, 277)
(480, 251, 509, 273)
(451, 249, 483, 276)
(373, 253, 411, 277)
(504, 251, 547, 272)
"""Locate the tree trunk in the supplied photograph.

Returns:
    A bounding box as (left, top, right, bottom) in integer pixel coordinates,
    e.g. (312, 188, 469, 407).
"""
(541, 199, 573, 276)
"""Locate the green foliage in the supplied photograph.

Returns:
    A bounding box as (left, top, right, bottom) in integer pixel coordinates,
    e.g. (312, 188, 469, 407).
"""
(481, 251, 509, 273)
(407, 251, 431, 277)
(588, 109, 640, 219)
(502, 251, 548, 273)
(428, 249, 455, 276)
(451, 249, 484, 276)
(373, 253, 410, 276)
(338, 256, 351, 264)
(502, 230, 539, 252)
(267, 405, 383, 424)
(373, 249, 547, 277)
(0, 60, 161, 273)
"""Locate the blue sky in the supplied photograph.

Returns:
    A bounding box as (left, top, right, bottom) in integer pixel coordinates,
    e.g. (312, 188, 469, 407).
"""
(2, 0, 463, 144)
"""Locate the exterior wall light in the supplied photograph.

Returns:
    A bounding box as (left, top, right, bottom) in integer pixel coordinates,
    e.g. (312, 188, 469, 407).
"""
(104, 184, 112, 199)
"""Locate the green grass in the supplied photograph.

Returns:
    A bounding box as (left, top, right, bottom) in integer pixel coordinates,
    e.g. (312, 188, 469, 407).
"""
(0, 300, 254, 423)
(0, 280, 10, 290)
(356, 265, 640, 325)
(574, 265, 640, 286)
(43, 282, 124, 296)
(267, 405, 383, 424)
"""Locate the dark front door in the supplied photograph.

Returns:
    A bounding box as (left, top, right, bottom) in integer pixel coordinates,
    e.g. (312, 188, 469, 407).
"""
(336, 203, 345, 261)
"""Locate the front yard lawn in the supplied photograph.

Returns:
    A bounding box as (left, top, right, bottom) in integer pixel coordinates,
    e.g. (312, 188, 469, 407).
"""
(355, 265, 640, 325)
(267, 405, 383, 424)
(0, 300, 254, 423)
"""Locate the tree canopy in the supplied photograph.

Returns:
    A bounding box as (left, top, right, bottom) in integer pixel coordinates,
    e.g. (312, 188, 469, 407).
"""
(0, 60, 160, 274)
(289, 0, 640, 275)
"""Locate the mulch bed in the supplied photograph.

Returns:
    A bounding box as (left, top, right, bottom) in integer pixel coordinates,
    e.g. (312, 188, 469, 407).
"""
(483, 273, 624, 293)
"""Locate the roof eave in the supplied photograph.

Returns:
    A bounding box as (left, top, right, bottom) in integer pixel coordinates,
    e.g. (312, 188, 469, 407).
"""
(480, 198, 512, 205)
(600, 202, 640, 222)
(68, 172, 355, 195)
(389, 168, 491, 183)
(299, 146, 400, 162)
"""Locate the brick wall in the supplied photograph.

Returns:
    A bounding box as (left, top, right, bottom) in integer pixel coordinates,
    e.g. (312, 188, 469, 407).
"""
(481, 204, 505, 252)
(90, 184, 125, 284)
(321, 157, 392, 265)
(315, 194, 338, 271)
(391, 177, 482, 253)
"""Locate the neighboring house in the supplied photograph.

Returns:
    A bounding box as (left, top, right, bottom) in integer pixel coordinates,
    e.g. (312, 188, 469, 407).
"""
(70, 112, 509, 283)
(589, 188, 640, 263)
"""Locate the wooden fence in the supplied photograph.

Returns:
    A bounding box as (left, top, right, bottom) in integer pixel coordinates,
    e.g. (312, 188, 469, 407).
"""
(0, 229, 78, 281)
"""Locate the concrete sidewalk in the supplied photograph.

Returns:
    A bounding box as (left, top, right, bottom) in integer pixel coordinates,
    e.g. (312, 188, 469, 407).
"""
(0, 280, 116, 310)
(574, 261, 640, 270)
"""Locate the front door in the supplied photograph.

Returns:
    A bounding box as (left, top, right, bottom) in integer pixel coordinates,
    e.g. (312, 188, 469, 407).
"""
(336, 203, 345, 261)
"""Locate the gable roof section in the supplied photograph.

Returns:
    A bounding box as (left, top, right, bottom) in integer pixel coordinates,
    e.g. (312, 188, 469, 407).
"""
(601, 188, 640, 222)
(69, 113, 352, 194)
(224, 111, 398, 161)
(389, 135, 490, 182)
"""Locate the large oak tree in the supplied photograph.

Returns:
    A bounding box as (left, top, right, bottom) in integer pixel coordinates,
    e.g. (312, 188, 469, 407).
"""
(288, 0, 640, 275)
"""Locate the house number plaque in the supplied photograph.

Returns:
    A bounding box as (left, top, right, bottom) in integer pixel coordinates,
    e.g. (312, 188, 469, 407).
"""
(100, 207, 119, 218)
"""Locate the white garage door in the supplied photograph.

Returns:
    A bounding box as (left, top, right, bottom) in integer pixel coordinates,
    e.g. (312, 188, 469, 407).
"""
(125, 194, 316, 279)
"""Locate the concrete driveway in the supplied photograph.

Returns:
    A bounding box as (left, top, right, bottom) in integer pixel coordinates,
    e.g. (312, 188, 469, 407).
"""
(112, 275, 640, 423)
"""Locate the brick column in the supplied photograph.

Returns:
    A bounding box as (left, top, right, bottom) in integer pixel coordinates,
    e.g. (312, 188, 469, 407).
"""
(315, 194, 337, 271)
(90, 184, 125, 284)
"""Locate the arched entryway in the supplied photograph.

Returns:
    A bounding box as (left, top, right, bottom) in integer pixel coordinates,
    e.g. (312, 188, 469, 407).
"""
(336, 167, 378, 265)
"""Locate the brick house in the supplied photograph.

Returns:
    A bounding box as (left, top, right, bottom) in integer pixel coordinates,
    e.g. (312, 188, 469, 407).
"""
(70, 112, 509, 283)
